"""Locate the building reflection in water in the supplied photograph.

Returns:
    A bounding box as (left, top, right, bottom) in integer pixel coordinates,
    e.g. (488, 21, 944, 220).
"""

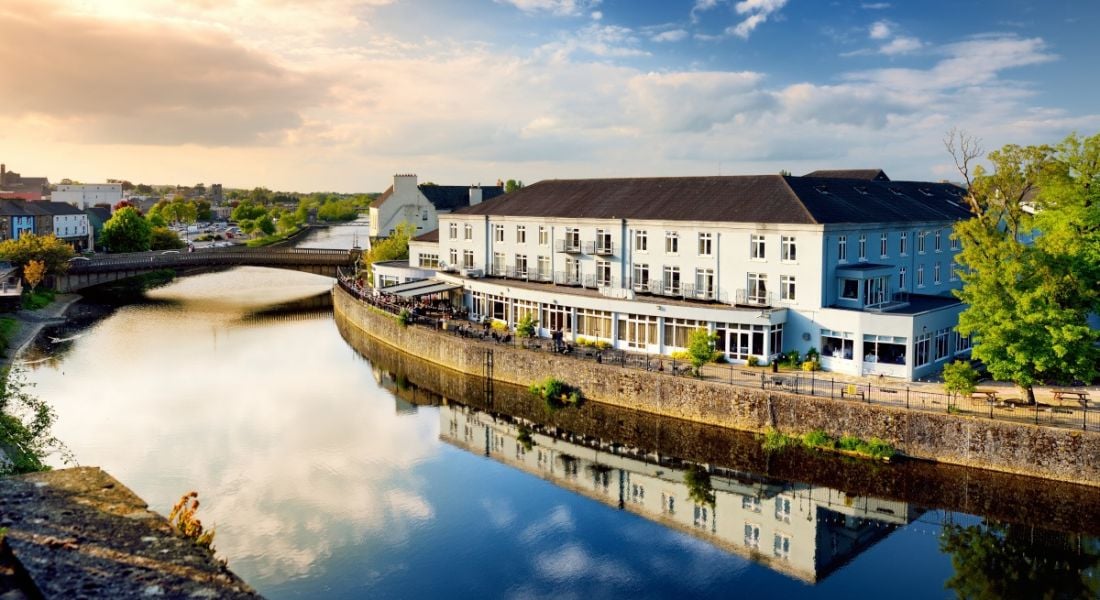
(437, 403, 921, 584)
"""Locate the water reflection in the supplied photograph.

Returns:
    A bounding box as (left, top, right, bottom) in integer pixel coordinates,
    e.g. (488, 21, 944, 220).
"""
(439, 402, 920, 583)
(24, 268, 1100, 599)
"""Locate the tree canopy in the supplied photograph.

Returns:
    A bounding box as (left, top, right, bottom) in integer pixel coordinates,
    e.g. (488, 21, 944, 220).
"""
(101, 207, 153, 252)
(950, 131, 1100, 401)
(363, 222, 414, 281)
(0, 233, 74, 275)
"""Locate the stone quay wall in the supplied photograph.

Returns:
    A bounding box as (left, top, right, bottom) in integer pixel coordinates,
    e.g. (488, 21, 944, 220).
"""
(334, 285, 1100, 487)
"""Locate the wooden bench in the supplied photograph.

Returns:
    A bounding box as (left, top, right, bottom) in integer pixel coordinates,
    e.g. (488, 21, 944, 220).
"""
(841, 384, 865, 400)
(1052, 390, 1091, 406)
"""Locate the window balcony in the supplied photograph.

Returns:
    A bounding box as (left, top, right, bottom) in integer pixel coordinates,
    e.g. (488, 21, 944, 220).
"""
(583, 241, 615, 256)
(555, 239, 582, 254)
(554, 270, 583, 286)
(682, 283, 718, 301)
(735, 289, 773, 307)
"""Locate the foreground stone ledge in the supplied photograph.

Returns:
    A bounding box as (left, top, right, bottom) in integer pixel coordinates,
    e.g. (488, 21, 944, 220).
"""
(0, 467, 260, 599)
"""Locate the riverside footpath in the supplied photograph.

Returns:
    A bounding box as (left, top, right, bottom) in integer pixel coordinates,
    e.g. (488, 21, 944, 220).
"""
(0, 295, 263, 599)
(334, 281, 1100, 487)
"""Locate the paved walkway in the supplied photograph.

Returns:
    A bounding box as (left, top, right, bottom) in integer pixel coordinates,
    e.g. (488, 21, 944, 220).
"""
(2, 294, 82, 368)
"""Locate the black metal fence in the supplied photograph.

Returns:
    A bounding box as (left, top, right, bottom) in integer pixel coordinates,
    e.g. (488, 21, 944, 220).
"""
(337, 275, 1098, 433)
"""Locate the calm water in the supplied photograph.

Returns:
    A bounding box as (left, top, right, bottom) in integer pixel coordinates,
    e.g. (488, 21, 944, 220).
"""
(23, 266, 1100, 599)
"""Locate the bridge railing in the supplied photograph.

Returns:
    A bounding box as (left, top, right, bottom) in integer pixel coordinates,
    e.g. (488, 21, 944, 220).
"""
(66, 247, 353, 273)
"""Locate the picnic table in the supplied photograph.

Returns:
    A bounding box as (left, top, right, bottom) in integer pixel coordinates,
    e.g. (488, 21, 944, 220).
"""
(972, 389, 999, 403)
(1052, 390, 1091, 407)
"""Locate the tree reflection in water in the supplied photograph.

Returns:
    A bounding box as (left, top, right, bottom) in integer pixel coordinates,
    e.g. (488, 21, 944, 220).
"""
(940, 520, 1100, 599)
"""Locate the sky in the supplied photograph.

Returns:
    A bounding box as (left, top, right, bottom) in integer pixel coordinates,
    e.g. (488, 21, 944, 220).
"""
(1, 0, 1098, 193)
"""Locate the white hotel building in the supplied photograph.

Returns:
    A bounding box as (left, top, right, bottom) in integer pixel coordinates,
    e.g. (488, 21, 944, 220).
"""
(376, 170, 974, 381)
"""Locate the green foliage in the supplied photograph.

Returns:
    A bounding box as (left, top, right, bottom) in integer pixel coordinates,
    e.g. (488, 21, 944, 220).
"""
(194, 200, 212, 222)
(0, 233, 75, 275)
(504, 179, 524, 193)
(21, 289, 54, 310)
(942, 360, 979, 399)
(684, 465, 716, 507)
(785, 350, 801, 367)
(800, 429, 896, 460)
(363, 222, 414, 281)
(940, 521, 1100, 599)
(516, 313, 537, 338)
(101, 207, 153, 252)
(316, 198, 360, 222)
(802, 429, 835, 449)
(529, 377, 583, 408)
(231, 200, 267, 223)
(0, 317, 17, 356)
(686, 328, 717, 374)
(161, 198, 198, 226)
(747, 356, 760, 367)
(398, 308, 412, 327)
(762, 428, 797, 452)
(150, 227, 185, 250)
(954, 132, 1100, 401)
(0, 367, 68, 474)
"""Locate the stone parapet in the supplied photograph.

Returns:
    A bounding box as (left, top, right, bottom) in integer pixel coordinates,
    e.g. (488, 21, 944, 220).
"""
(334, 284, 1100, 487)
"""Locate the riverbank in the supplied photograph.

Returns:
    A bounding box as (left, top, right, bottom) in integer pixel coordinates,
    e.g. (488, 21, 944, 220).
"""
(1, 294, 83, 367)
(333, 283, 1100, 487)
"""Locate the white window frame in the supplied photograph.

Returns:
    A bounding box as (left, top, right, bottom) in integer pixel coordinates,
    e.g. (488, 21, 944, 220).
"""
(781, 236, 796, 262)
(750, 234, 766, 260)
(780, 274, 796, 301)
(493, 224, 504, 243)
(899, 231, 908, 256)
(858, 234, 867, 261)
(880, 233, 888, 258)
(516, 225, 526, 244)
(538, 226, 549, 246)
(635, 230, 648, 252)
(665, 231, 679, 254)
(837, 235, 847, 263)
(698, 232, 713, 257)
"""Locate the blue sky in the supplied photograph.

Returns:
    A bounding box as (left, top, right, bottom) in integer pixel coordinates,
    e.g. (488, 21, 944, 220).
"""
(1, 0, 1097, 191)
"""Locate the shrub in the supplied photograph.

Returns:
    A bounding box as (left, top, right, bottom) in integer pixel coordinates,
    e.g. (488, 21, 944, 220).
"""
(943, 360, 978, 399)
(785, 350, 801, 366)
(762, 428, 797, 452)
(713, 354, 729, 364)
(805, 347, 819, 360)
(168, 491, 215, 549)
(22, 289, 54, 310)
(687, 328, 718, 374)
(491, 320, 509, 332)
(800, 360, 819, 372)
(575, 336, 589, 347)
(670, 350, 691, 360)
(397, 308, 412, 327)
(802, 429, 835, 450)
(596, 340, 612, 350)
(530, 377, 583, 408)
(747, 356, 760, 367)
(516, 313, 537, 338)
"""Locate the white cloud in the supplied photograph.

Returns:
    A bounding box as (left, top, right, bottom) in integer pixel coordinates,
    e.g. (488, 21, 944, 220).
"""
(869, 20, 892, 40)
(861, 2, 891, 8)
(590, 10, 602, 20)
(729, 0, 787, 39)
(879, 35, 922, 55)
(497, 0, 601, 16)
(651, 29, 689, 43)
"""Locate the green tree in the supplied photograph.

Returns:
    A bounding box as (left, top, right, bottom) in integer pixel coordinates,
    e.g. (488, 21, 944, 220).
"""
(363, 222, 414, 281)
(686, 328, 718, 376)
(194, 200, 212, 222)
(504, 179, 524, 193)
(256, 215, 276, 236)
(101, 207, 153, 252)
(134, 183, 154, 195)
(949, 131, 1100, 403)
(150, 227, 185, 250)
(942, 360, 978, 401)
(231, 201, 267, 222)
(0, 367, 68, 474)
(317, 198, 359, 221)
(0, 233, 75, 275)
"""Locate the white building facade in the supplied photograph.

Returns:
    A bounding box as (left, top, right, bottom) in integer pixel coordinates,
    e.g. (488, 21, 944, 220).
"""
(380, 172, 973, 381)
(368, 174, 503, 238)
(51, 183, 123, 209)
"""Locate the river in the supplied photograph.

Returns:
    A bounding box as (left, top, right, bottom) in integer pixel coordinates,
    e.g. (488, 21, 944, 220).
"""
(19, 225, 1100, 598)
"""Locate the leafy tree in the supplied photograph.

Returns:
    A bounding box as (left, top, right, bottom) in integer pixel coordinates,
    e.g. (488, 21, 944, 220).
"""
(317, 198, 359, 221)
(942, 360, 978, 401)
(363, 222, 414, 281)
(247, 187, 273, 205)
(504, 179, 524, 193)
(949, 131, 1100, 402)
(150, 227, 185, 250)
(516, 312, 537, 338)
(113, 199, 140, 213)
(940, 520, 1100, 599)
(194, 200, 212, 222)
(231, 200, 267, 222)
(686, 328, 718, 376)
(0, 233, 74, 275)
(256, 215, 276, 236)
(134, 183, 154, 195)
(101, 207, 152, 252)
(0, 367, 68, 474)
(22, 260, 45, 291)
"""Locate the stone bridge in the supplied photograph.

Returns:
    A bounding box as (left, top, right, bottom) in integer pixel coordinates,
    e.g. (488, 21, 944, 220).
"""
(52, 247, 358, 292)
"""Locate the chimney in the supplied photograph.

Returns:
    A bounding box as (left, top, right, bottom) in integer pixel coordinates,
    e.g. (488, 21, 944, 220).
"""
(1, 164, 5, 185)
(469, 184, 483, 206)
(394, 173, 418, 193)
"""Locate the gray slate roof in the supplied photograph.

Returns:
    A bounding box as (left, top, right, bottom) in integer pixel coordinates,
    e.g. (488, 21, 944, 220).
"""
(418, 185, 503, 211)
(452, 174, 970, 225)
(803, 169, 890, 181)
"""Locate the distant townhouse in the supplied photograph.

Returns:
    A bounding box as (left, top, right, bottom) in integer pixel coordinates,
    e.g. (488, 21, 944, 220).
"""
(368, 174, 503, 238)
(377, 170, 974, 381)
(52, 183, 123, 209)
(0, 200, 37, 241)
(84, 206, 112, 249)
(39, 202, 91, 251)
